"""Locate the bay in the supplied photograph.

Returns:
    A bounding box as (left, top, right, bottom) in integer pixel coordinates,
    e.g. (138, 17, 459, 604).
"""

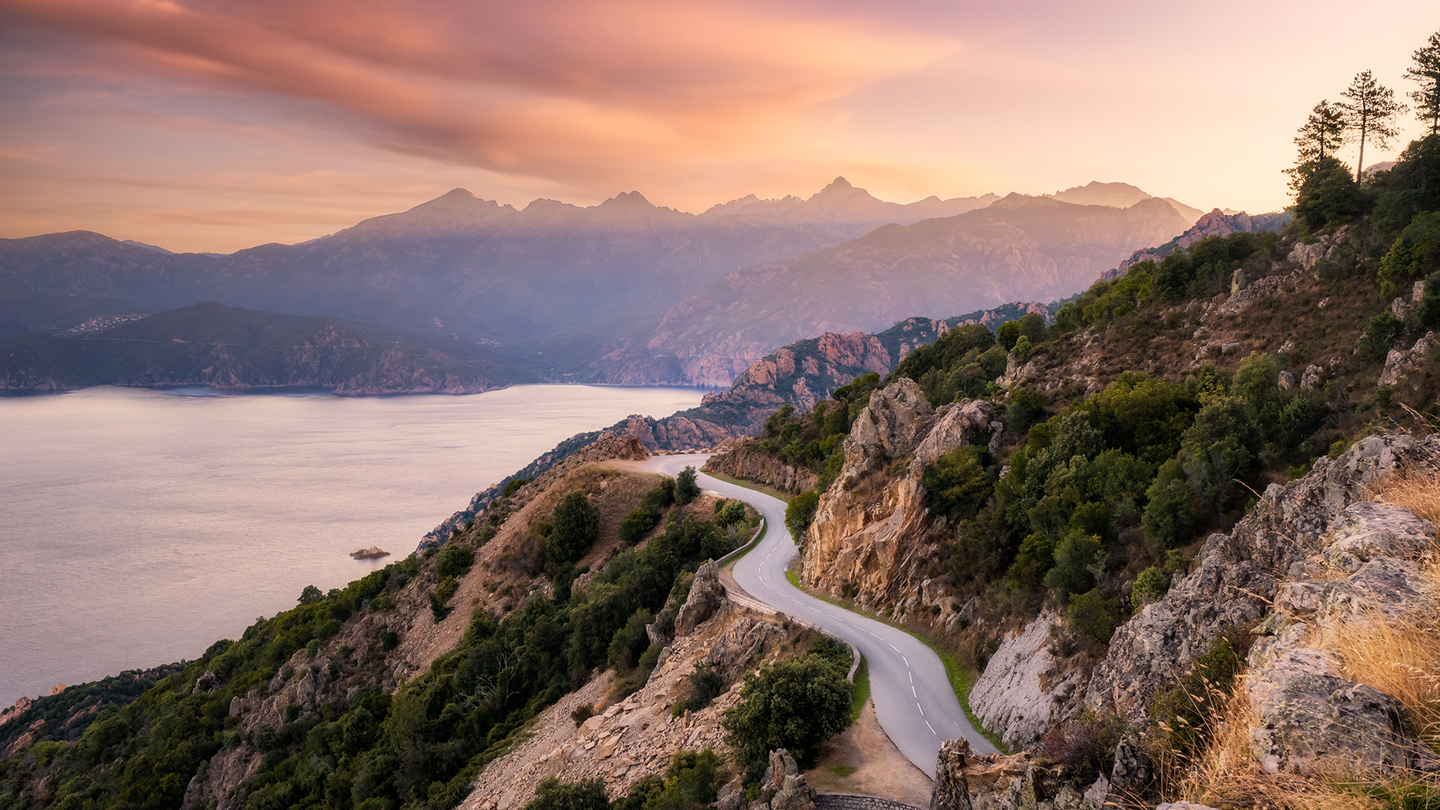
(0, 384, 703, 707)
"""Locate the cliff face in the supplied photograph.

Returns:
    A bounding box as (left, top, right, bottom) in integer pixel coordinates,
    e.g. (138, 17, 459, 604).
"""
(705, 440, 818, 494)
(798, 379, 1001, 615)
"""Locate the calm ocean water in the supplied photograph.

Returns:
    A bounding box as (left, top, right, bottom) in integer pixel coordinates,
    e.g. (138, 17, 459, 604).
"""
(0, 385, 703, 707)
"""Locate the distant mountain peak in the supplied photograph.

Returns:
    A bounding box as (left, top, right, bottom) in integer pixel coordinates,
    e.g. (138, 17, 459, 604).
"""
(602, 190, 655, 208)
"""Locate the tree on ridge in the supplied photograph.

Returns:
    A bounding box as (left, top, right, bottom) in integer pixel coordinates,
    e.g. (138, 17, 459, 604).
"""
(1406, 30, 1440, 136)
(1338, 69, 1406, 182)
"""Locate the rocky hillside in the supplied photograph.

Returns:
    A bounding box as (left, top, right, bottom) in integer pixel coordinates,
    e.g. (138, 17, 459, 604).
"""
(0, 433, 773, 809)
(0, 301, 535, 394)
(704, 131, 1440, 807)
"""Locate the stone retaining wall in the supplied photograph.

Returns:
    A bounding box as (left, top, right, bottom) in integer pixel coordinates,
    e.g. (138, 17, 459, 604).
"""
(815, 792, 927, 810)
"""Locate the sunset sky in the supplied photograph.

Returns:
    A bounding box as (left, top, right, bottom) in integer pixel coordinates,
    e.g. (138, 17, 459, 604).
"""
(1, 0, 1435, 253)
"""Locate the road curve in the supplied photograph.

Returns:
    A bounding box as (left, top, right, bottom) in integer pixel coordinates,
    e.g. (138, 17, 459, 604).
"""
(643, 453, 999, 777)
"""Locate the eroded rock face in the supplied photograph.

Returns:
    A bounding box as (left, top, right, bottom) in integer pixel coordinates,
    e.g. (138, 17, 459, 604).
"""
(676, 561, 725, 636)
(846, 378, 937, 471)
(799, 381, 999, 616)
(969, 613, 1083, 750)
(1379, 331, 1435, 386)
(1083, 433, 1438, 726)
(707, 439, 819, 493)
(929, 739, 1083, 810)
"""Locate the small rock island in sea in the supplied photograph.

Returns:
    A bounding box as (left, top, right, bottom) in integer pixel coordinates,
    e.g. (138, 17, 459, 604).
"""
(349, 546, 390, 560)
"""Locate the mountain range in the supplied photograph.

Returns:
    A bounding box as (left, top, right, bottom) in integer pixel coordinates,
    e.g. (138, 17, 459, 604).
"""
(0, 178, 1221, 392)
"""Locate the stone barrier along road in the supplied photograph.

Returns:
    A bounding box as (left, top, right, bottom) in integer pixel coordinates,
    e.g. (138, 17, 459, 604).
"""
(643, 454, 998, 778)
(815, 793, 928, 810)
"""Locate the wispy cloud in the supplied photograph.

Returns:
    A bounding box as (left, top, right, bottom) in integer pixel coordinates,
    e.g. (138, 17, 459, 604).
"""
(1, 0, 957, 194)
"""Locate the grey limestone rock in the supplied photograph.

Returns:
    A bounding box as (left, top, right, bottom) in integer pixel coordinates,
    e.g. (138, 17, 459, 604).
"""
(912, 399, 1001, 470)
(970, 612, 1082, 749)
(675, 560, 725, 636)
(1083, 433, 1437, 725)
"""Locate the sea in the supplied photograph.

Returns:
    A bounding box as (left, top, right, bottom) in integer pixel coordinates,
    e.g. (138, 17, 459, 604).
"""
(0, 384, 704, 708)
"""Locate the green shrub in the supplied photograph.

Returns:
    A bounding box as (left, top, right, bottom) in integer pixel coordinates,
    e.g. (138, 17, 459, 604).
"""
(1294, 156, 1364, 231)
(1150, 630, 1251, 758)
(1359, 311, 1406, 361)
(619, 506, 660, 545)
(503, 478, 531, 498)
(785, 491, 820, 538)
(523, 778, 610, 810)
(437, 544, 475, 579)
(1378, 211, 1440, 295)
(548, 491, 600, 567)
(1066, 589, 1119, 645)
(676, 467, 701, 505)
(723, 654, 851, 769)
(1131, 566, 1168, 610)
(571, 704, 595, 727)
(923, 445, 993, 522)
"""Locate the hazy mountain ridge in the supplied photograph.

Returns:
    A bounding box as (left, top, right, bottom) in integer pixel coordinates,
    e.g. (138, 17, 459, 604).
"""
(636, 194, 1192, 386)
(0, 301, 535, 394)
(0, 179, 1204, 391)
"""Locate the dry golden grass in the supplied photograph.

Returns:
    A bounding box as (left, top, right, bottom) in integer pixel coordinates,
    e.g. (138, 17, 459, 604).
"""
(1318, 612, 1440, 750)
(1373, 467, 1440, 529)
(1164, 463, 1440, 808)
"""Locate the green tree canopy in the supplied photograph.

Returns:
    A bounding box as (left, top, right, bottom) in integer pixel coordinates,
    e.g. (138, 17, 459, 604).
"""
(1405, 30, 1440, 136)
(1339, 69, 1407, 182)
(548, 491, 600, 568)
(723, 653, 851, 768)
(675, 466, 701, 505)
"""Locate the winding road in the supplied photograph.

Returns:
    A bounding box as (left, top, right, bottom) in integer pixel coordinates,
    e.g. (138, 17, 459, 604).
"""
(643, 454, 999, 778)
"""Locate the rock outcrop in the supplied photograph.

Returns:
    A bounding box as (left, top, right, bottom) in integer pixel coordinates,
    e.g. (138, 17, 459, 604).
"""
(1083, 433, 1438, 726)
(719, 750, 818, 810)
(929, 739, 1086, 810)
(1379, 331, 1435, 386)
(968, 613, 1082, 750)
(675, 561, 725, 635)
(800, 379, 1001, 617)
(706, 439, 819, 493)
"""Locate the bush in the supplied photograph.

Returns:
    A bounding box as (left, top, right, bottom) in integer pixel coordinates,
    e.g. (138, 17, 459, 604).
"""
(1150, 630, 1250, 758)
(571, 704, 595, 727)
(675, 664, 726, 715)
(1379, 211, 1440, 295)
(523, 778, 610, 810)
(1005, 389, 1049, 429)
(548, 491, 600, 567)
(1359, 311, 1406, 362)
(1066, 589, 1119, 645)
(437, 544, 475, 578)
(1294, 156, 1364, 231)
(785, 491, 819, 538)
(723, 653, 851, 769)
(1131, 566, 1168, 610)
(503, 478, 531, 498)
(922, 445, 992, 522)
(619, 506, 660, 545)
(676, 467, 701, 505)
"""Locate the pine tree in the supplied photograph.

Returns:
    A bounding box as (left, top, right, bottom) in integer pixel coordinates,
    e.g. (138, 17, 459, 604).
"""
(1405, 30, 1440, 136)
(1338, 70, 1407, 182)
(1285, 100, 1347, 196)
(1295, 100, 1347, 162)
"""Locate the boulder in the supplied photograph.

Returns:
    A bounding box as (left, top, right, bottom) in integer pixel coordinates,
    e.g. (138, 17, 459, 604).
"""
(929, 739, 1083, 810)
(675, 560, 725, 636)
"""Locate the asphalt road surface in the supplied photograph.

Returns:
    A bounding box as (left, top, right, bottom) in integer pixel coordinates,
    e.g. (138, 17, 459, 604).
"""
(643, 453, 999, 778)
